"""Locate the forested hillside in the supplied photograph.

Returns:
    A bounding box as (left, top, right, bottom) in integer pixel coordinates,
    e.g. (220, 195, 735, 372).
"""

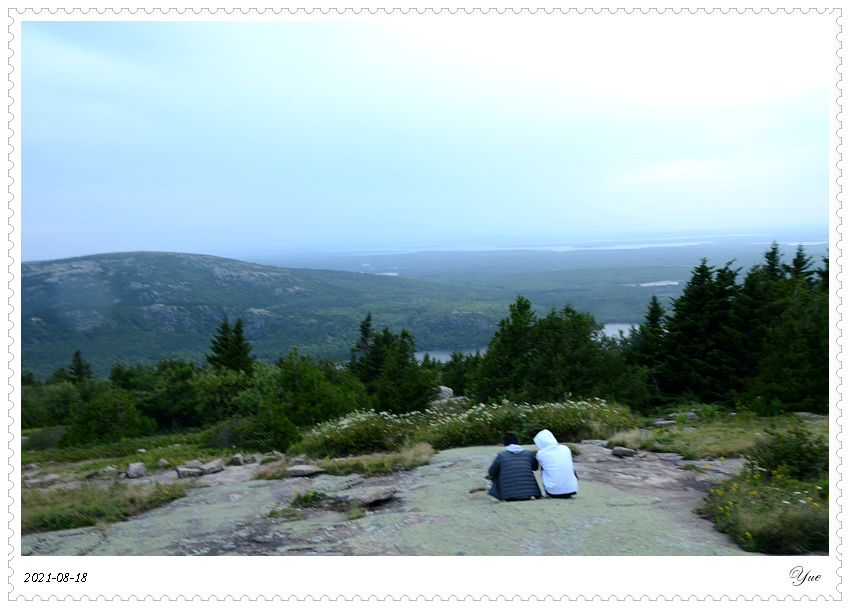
(21, 242, 827, 452)
(21, 252, 503, 378)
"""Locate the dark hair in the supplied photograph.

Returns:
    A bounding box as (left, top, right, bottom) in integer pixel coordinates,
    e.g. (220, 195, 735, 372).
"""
(503, 433, 520, 446)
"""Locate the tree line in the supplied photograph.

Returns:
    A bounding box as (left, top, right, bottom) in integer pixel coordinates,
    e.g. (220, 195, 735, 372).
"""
(21, 242, 827, 449)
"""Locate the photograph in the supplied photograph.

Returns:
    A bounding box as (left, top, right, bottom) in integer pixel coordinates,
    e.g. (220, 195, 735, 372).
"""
(7, 2, 841, 602)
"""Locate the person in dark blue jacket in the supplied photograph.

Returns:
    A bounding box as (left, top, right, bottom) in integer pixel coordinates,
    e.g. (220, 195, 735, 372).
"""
(488, 433, 542, 501)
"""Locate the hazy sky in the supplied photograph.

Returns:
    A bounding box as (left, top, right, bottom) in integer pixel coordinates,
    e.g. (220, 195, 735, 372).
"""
(21, 12, 834, 261)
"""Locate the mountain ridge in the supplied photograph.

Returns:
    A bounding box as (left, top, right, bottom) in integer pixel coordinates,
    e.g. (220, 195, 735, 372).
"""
(21, 251, 503, 379)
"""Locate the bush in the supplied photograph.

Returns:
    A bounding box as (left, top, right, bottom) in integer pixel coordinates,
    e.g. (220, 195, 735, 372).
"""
(289, 410, 406, 458)
(22, 426, 67, 451)
(520, 403, 590, 443)
(199, 411, 301, 452)
(697, 472, 828, 554)
(747, 421, 829, 482)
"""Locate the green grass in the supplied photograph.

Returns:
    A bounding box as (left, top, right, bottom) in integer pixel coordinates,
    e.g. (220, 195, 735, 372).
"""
(289, 491, 327, 509)
(21, 481, 188, 534)
(695, 471, 828, 554)
(318, 443, 434, 477)
(606, 415, 828, 460)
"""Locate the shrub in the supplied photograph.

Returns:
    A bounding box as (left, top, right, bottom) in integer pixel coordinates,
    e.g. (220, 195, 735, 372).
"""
(198, 411, 301, 452)
(22, 426, 67, 451)
(289, 410, 405, 458)
(747, 421, 829, 482)
(697, 473, 828, 554)
(520, 403, 591, 442)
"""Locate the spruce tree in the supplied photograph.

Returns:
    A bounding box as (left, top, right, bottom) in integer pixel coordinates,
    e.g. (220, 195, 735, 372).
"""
(206, 316, 256, 377)
(67, 350, 94, 384)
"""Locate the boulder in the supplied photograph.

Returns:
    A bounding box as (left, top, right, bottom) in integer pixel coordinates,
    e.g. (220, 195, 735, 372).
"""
(438, 386, 454, 400)
(200, 458, 225, 475)
(287, 465, 325, 478)
(229, 453, 245, 466)
(289, 454, 307, 465)
(127, 462, 147, 478)
(24, 463, 40, 470)
(652, 420, 676, 429)
(334, 485, 400, 507)
(611, 447, 637, 458)
(176, 466, 204, 479)
(184, 460, 204, 468)
(157, 458, 170, 468)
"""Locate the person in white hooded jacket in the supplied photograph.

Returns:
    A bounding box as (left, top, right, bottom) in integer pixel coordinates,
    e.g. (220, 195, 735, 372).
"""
(533, 429, 579, 498)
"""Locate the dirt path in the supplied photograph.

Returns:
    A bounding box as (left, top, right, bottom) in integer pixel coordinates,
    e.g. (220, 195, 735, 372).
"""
(20, 442, 756, 556)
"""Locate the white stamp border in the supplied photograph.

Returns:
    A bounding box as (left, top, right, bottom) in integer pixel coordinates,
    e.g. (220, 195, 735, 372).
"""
(5, 2, 843, 603)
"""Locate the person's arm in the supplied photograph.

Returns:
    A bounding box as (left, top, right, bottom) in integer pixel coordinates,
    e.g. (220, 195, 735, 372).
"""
(488, 454, 502, 479)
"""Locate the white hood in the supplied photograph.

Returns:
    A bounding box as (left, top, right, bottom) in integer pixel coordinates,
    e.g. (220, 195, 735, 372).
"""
(533, 429, 559, 450)
(532, 429, 578, 495)
(505, 444, 525, 454)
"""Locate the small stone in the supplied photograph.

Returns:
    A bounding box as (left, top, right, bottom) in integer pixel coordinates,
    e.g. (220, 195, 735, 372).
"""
(200, 458, 225, 475)
(686, 412, 699, 420)
(229, 453, 245, 466)
(24, 463, 40, 470)
(611, 447, 637, 458)
(176, 466, 204, 479)
(127, 462, 147, 478)
(289, 454, 307, 465)
(137, 448, 147, 453)
(157, 458, 170, 468)
(184, 460, 204, 468)
(652, 420, 676, 429)
(287, 465, 325, 478)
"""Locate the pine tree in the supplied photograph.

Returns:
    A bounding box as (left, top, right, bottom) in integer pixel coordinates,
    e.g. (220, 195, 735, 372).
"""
(206, 316, 256, 376)
(476, 295, 537, 401)
(657, 259, 742, 403)
(67, 350, 94, 384)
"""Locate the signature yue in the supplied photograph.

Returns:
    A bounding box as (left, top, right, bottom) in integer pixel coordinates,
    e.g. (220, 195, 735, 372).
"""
(789, 566, 821, 586)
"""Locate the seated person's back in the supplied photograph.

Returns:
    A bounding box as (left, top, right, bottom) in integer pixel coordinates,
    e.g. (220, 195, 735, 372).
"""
(488, 433, 542, 501)
(533, 429, 579, 497)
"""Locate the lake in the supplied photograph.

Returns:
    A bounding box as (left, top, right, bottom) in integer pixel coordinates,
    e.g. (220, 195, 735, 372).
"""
(417, 323, 638, 362)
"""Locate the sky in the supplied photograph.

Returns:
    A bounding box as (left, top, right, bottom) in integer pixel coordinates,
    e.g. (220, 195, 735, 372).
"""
(20, 12, 834, 261)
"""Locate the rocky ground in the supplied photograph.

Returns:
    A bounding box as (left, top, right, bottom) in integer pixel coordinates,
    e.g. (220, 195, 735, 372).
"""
(20, 441, 755, 556)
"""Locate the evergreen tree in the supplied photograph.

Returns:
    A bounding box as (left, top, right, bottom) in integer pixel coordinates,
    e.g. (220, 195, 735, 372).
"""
(67, 350, 94, 384)
(624, 294, 667, 401)
(206, 316, 256, 377)
(349, 320, 438, 414)
(657, 259, 743, 403)
(475, 295, 537, 401)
